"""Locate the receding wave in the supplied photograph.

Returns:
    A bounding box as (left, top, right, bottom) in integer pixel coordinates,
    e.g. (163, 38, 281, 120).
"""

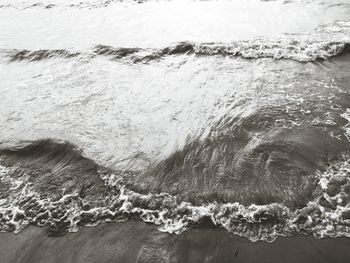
(0, 135, 350, 242)
(2, 40, 350, 63)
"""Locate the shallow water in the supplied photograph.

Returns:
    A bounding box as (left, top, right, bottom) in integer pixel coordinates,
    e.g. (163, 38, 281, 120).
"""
(0, 0, 350, 242)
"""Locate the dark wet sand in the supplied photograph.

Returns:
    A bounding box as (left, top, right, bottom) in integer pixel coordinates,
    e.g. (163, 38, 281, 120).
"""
(0, 221, 350, 263)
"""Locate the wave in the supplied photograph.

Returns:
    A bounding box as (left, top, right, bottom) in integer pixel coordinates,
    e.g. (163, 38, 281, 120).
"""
(2, 40, 350, 64)
(4, 49, 82, 62)
(2, 0, 350, 10)
(196, 41, 350, 61)
(0, 0, 274, 10)
(0, 138, 350, 242)
(0, 0, 129, 10)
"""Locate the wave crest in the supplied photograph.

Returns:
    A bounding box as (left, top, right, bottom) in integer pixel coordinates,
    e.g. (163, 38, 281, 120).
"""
(2, 40, 350, 63)
(5, 49, 81, 62)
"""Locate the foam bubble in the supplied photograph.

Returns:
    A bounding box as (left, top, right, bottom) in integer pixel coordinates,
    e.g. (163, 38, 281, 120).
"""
(1, 154, 350, 242)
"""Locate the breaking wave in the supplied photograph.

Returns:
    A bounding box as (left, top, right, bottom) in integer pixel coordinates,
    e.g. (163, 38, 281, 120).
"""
(0, 0, 138, 10)
(94, 40, 350, 62)
(2, 0, 350, 10)
(5, 49, 82, 62)
(0, 138, 350, 242)
(2, 40, 350, 63)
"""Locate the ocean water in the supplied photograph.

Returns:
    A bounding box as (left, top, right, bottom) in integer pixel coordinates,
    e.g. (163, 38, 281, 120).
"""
(0, 0, 350, 242)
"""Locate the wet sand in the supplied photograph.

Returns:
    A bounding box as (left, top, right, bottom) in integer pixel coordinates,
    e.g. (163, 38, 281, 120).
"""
(0, 221, 350, 263)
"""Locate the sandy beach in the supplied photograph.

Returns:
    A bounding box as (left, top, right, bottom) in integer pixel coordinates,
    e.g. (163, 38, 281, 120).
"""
(1, 221, 350, 263)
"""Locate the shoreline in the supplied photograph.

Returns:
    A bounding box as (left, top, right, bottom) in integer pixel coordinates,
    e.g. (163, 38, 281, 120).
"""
(1, 221, 350, 263)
